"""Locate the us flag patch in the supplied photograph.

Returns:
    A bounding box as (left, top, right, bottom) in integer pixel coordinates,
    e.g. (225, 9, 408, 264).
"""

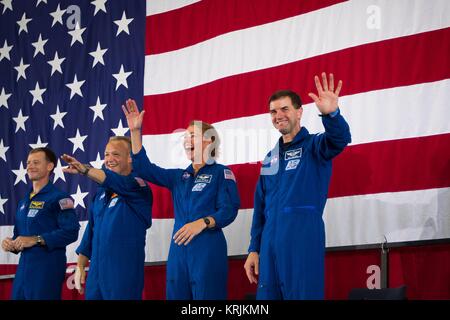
(224, 169, 236, 182)
(59, 198, 74, 210)
(135, 177, 147, 187)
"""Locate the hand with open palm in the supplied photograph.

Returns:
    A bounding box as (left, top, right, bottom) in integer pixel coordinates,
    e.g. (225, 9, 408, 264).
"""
(122, 99, 145, 132)
(308, 72, 342, 115)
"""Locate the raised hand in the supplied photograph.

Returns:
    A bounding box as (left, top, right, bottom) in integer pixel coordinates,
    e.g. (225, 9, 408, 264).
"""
(61, 154, 86, 175)
(122, 99, 145, 131)
(308, 72, 342, 115)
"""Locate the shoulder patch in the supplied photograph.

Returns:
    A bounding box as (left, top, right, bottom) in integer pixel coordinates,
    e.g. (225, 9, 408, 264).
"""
(224, 169, 236, 182)
(59, 198, 74, 210)
(182, 171, 191, 180)
(134, 177, 147, 187)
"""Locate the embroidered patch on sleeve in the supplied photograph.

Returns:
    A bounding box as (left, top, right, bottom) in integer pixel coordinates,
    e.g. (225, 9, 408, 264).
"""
(59, 198, 74, 210)
(224, 169, 236, 182)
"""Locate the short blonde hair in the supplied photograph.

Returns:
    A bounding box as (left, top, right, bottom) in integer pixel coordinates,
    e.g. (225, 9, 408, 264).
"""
(109, 136, 132, 152)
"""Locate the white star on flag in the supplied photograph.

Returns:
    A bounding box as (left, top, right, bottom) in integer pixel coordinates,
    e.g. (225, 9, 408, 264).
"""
(89, 96, 107, 122)
(0, 87, 11, 109)
(50, 105, 67, 129)
(0, 39, 12, 61)
(68, 129, 88, 153)
(91, 0, 107, 16)
(29, 82, 46, 106)
(13, 109, 29, 133)
(36, 0, 47, 7)
(47, 51, 65, 76)
(31, 33, 48, 57)
(66, 74, 85, 99)
(71, 185, 89, 209)
(53, 159, 66, 183)
(114, 11, 133, 36)
(68, 24, 86, 46)
(89, 42, 108, 68)
(17, 12, 32, 35)
(0, 0, 13, 14)
(112, 64, 132, 90)
(49, 4, 66, 27)
(111, 119, 129, 136)
(0, 195, 7, 215)
(29, 135, 48, 149)
(0, 139, 9, 161)
(12, 162, 27, 186)
(90, 152, 104, 169)
(14, 58, 30, 81)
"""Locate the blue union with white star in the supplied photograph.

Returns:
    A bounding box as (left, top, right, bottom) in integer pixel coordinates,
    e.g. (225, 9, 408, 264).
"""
(0, 0, 145, 224)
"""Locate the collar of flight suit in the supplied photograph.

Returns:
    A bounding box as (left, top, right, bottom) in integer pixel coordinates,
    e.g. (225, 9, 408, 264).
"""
(277, 126, 310, 152)
(184, 160, 217, 176)
(26, 181, 54, 199)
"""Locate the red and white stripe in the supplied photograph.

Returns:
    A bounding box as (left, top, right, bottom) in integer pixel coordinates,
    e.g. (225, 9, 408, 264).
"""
(1, 0, 449, 264)
(138, 0, 450, 263)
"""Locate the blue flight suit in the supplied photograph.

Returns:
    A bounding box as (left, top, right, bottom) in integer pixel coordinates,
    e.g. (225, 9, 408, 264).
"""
(76, 169, 152, 300)
(11, 182, 80, 300)
(132, 147, 240, 300)
(249, 109, 351, 300)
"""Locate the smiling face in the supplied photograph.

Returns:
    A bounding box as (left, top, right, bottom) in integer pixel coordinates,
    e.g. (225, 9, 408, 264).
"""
(183, 125, 212, 164)
(270, 96, 303, 142)
(104, 140, 132, 175)
(26, 151, 53, 182)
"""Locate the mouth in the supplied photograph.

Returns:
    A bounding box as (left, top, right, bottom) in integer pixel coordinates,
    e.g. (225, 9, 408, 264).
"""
(184, 144, 194, 152)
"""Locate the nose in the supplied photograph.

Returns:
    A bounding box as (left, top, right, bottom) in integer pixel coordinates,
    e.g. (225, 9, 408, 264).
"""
(272, 110, 282, 120)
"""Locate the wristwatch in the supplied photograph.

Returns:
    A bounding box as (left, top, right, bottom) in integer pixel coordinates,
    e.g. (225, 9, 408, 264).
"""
(203, 217, 211, 229)
(36, 235, 43, 246)
(81, 164, 92, 175)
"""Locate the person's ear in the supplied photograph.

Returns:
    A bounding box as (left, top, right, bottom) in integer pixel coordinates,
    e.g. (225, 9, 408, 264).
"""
(47, 162, 55, 173)
(297, 107, 303, 121)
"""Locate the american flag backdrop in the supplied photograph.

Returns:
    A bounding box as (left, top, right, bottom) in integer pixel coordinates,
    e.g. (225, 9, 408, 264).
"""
(0, 0, 145, 265)
(1, 0, 450, 272)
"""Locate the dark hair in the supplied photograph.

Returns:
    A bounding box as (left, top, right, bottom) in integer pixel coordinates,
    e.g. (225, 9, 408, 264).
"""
(29, 147, 57, 172)
(188, 120, 220, 158)
(268, 90, 302, 109)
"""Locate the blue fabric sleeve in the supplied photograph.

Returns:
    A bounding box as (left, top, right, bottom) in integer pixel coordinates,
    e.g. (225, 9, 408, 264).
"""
(76, 194, 97, 258)
(314, 108, 352, 161)
(41, 196, 80, 252)
(210, 167, 240, 229)
(131, 147, 177, 190)
(248, 176, 266, 253)
(76, 222, 93, 259)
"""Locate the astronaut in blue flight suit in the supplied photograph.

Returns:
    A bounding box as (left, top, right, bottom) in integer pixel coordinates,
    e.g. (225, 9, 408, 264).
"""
(244, 73, 351, 300)
(122, 99, 240, 300)
(1, 147, 80, 300)
(61, 136, 152, 300)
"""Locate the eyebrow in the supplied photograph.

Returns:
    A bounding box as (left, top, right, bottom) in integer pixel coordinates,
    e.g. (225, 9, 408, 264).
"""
(270, 105, 289, 111)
